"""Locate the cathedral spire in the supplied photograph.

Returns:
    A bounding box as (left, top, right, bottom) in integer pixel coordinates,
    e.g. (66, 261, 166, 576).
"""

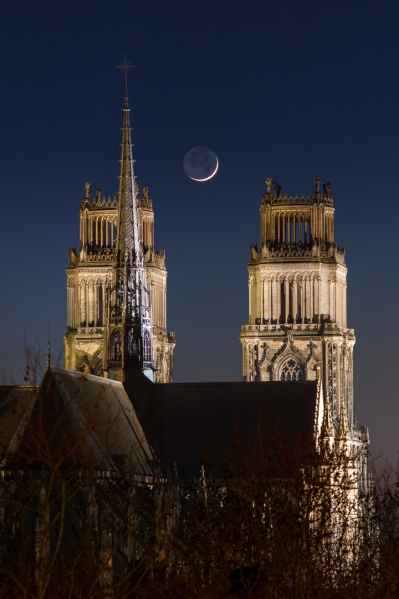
(104, 62, 154, 381)
(116, 58, 141, 265)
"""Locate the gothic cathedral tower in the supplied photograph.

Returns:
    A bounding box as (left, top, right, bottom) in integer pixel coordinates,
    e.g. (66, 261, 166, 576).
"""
(240, 177, 357, 431)
(64, 86, 175, 383)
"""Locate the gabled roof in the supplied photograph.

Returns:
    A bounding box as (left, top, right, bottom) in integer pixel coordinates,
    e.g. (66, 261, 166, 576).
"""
(130, 378, 319, 478)
(0, 369, 154, 476)
(0, 385, 38, 457)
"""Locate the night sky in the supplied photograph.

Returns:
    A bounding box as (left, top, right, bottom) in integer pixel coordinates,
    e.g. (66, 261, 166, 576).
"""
(1, 3, 398, 467)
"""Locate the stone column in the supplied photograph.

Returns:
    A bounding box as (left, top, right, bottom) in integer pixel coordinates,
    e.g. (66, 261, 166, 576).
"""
(329, 279, 334, 322)
(67, 286, 71, 327)
(249, 275, 253, 324)
(271, 277, 277, 322)
(163, 285, 167, 329)
(76, 284, 80, 326)
(292, 277, 298, 323)
(257, 273, 262, 322)
(314, 275, 320, 321)
(333, 280, 337, 322)
(336, 282, 341, 326)
(86, 281, 91, 326)
(91, 281, 95, 325)
(299, 278, 304, 321)
(264, 277, 270, 321)
(310, 275, 314, 322)
(94, 282, 99, 325)
(89, 281, 93, 325)
(81, 282, 86, 326)
(284, 277, 289, 323)
(304, 276, 309, 321)
(70, 285, 74, 327)
(102, 281, 106, 325)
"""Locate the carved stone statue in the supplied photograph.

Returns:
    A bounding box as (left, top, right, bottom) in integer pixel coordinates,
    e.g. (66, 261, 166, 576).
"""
(84, 181, 91, 199)
(265, 177, 273, 194)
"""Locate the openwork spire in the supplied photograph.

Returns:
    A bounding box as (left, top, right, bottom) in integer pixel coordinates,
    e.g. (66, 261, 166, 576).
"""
(116, 59, 141, 265)
(106, 61, 153, 380)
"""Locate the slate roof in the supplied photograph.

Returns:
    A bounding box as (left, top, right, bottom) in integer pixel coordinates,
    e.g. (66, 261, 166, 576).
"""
(0, 385, 38, 457)
(0, 371, 319, 480)
(0, 369, 154, 476)
(129, 378, 319, 478)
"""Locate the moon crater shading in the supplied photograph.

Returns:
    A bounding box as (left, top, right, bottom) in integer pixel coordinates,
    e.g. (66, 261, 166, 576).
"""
(183, 146, 219, 182)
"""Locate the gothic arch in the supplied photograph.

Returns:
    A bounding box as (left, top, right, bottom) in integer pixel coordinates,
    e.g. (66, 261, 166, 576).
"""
(270, 333, 306, 381)
(278, 356, 305, 381)
(143, 330, 152, 363)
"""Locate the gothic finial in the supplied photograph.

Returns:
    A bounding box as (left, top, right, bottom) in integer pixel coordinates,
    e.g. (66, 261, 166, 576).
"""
(84, 181, 91, 199)
(323, 181, 332, 198)
(314, 176, 321, 199)
(265, 177, 273, 194)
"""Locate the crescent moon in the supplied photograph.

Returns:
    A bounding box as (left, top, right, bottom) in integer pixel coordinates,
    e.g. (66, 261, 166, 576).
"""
(190, 158, 219, 183)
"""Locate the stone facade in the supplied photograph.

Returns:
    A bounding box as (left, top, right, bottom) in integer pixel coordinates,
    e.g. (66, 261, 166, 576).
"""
(64, 183, 175, 383)
(240, 176, 370, 499)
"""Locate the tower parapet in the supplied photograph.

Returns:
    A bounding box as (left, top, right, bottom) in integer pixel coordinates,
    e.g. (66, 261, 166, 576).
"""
(260, 177, 336, 248)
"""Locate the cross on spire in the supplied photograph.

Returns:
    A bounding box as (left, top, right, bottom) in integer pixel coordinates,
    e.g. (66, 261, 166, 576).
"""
(117, 57, 135, 106)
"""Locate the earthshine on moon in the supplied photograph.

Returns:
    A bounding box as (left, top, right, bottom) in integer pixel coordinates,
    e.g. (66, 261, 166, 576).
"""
(183, 146, 219, 182)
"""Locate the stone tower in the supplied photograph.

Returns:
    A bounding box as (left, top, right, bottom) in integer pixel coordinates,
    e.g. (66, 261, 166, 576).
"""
(64, 89, 175, 383)
(240, 177, 358, 431)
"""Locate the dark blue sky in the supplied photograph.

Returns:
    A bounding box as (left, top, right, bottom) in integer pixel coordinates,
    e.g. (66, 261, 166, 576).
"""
(0, 2, 398, 465)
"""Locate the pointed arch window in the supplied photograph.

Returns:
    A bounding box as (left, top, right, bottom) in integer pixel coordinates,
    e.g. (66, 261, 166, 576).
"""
(280, 358, 304, 382)
(143, 331, 152, 363)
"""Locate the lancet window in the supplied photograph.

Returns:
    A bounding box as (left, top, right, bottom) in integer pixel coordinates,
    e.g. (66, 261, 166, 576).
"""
(143, 330, 152, 363)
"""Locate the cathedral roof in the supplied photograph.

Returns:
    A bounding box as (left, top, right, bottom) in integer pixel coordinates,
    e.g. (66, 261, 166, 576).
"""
(130, 378, 319, 478)
(0, 385, 38, 458)
(0, 369, 154, 476)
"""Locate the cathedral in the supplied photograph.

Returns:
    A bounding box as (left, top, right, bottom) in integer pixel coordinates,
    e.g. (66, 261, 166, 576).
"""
(59, 84, 369, 491)
(239, 174, 370, 500)
(0, 78, 373, 591)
